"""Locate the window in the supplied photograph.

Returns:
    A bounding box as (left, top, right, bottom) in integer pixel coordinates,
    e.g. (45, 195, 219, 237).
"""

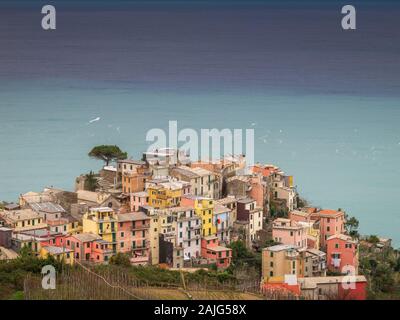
(270, 271, 273, 277)
(121, 232, 124, 238)
(270, 261, 273, 267)
(120, 242, 124, 248)
(86, 243, 90, 248)
(335, 243, 339, 249)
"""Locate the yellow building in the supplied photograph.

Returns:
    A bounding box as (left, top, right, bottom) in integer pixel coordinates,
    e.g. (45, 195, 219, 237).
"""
(82, 207, 117, 253)
(194, 198, 216, 237)
(0, 209, 47, 232)
(147, 185, 182, 209)
(261, 244, 305, 282)
(40, 246, 74, 265)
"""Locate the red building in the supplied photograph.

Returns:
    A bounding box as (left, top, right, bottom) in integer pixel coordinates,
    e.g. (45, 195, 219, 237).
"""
(117, 212, 150, 265)
(311, 209, 345, 249)
(64, 233, 113, 263)
(326, 234, 359, 274)
(201, 235, 232, 268)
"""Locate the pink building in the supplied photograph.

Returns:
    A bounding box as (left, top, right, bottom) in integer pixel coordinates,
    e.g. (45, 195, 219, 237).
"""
(201, 235, 232, 268)
(311, 209, 345, 249)
(272, 218, 307, 248)
(129, 191, 148, 212)
(65, 233, 113, 263)
(248, 175, 268, 210)
(289, 210, 313, 223)
(117, 212, 150, 265)
(327, 234, 359, 274)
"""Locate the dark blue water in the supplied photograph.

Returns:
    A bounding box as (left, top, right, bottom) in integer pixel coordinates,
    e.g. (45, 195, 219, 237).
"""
(0, 2, 399, 244)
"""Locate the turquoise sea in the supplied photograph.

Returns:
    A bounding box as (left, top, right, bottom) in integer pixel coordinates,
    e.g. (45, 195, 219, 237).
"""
(0, 2, 399, 245)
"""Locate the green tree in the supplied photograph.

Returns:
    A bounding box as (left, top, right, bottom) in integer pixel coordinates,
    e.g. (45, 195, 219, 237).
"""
(84, 171, 98, 191)
(109, 253, 131, 267)
(88, 145, 127, 166)
(366, 235, 380, 244)
(344, 214, 360, 238)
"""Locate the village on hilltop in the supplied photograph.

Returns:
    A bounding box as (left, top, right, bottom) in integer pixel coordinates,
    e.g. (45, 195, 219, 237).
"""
(0, 146, 393, 300)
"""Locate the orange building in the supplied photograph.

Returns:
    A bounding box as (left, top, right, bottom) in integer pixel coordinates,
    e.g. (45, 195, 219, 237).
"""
(311, 209, 345, 249)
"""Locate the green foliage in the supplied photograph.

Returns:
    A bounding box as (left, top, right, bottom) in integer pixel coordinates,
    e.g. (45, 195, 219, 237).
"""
(269, 202, 288, 218)
(227, 241, 261, 271)
(109, 253, 131, 267)
(359, 243, 400, 299)
(366, 235, 380, 244)
(297, 197, 309, 208)
(0, 247, 64, 299)
(9, 291, 24, 300)
(84, 170, 98, 192)
(344, 214, 360, 238)
(263, 239, 281, 248)
(88, 145, 128, 166)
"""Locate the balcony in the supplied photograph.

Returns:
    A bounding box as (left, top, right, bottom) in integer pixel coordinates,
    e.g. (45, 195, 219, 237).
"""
(183, 234, 201, 241)
(186, 225, 201, 231)
(132, 224, 150, 231)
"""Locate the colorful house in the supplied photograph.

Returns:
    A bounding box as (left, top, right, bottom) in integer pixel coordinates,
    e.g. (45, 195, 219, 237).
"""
(130, 191, 148, 212)
(174, 206, 201, 261)
(171, 166, 220, 199)
(182, 196, 216, 237)
(201, 235, 232, 268)
(272, 218, 307, 249)
(213, 204, 231, 245)
(236, 198, 263, 248)
(65, 233, 113, 263)
(311, 209, 345, 249)
(117, 212, 150, 265)
(298, 275, 367, 300)
(40, 246, 74, 265)
(262, 244, 306, 282)
(82, 207, 118, 253)
(0, 209, 47, 232)
(147, 184, 182, 209)
(326, 234, 359, 274)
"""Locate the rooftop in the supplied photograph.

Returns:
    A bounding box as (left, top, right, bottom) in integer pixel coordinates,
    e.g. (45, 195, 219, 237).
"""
(207, 245, 232, 252)
(327, 233, 357, 243)
(0, 209, 41, 222)
(72, 233, 102, 243)
(214, 204, 231, 215)
(298, 276, 367, 289)
(237, 197, 255, 204)
(316, 209, 344, 217)
(118, 212, 150, 222)
(90, 207, 114, 213)
(29, 202, 66, 214)
(43, 246, 73, 255)
(263, 244, 299, 252)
